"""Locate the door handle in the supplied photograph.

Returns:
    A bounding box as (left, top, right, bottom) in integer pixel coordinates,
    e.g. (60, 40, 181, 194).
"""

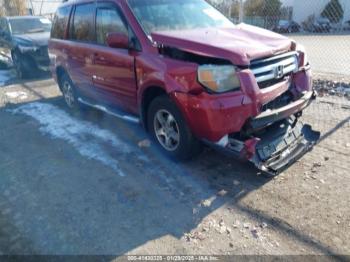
(93, 53, 106, 62)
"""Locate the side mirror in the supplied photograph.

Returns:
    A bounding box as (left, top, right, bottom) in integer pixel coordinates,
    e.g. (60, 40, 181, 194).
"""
(106, 32, 129, 49)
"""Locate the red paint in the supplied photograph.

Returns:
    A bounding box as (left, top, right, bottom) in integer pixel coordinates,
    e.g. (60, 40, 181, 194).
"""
(49, 0, 313, 147)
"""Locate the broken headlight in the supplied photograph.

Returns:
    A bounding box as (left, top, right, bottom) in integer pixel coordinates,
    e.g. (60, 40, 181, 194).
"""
(296, 44, 309, 67)
(198, 65, 241, 93)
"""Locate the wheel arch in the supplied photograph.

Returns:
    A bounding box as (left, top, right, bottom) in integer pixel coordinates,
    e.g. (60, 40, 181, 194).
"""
(140, 86, 167, 131)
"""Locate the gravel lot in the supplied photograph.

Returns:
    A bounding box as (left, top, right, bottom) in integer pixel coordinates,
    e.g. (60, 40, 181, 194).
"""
(0, 76, 349, 257)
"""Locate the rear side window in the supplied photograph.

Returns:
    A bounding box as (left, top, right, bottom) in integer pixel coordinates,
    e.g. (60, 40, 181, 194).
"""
(96, 7, 127, 45)
(71, 3, 95, 42)
(51, 6, 71, 39)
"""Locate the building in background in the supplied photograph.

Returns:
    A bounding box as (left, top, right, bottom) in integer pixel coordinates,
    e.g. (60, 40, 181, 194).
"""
(281, 0, 350, 24)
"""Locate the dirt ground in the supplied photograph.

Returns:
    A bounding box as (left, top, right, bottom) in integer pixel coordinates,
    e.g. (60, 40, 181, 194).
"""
(0, 77, 349, 258)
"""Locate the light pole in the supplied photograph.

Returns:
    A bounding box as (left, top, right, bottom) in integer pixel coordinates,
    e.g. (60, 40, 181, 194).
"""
(239, 0, 244, 23)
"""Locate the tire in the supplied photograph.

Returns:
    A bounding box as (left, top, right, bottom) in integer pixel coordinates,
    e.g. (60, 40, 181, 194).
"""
(12, 51, 29, 79)
(59, 73, 79, 110)
(147, 95, 202, 161)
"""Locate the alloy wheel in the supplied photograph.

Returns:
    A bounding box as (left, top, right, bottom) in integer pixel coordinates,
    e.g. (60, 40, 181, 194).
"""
(153, 109, 180, 151)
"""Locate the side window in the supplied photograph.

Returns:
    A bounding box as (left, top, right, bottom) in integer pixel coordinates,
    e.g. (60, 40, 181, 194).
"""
(51, 6, 71, 39)
(0, 19, 8, 33)
(71, 3, 95, 42)
(96, 7, 127, 45)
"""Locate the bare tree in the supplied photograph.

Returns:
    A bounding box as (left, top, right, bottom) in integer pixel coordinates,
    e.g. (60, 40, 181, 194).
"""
(2, 0, 27, 16)
(0, 0, 5, 16)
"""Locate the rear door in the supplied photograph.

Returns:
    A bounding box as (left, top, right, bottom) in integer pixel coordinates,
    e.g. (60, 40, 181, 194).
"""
(92, 2, 138, 113)
(66, 2, 97, 98)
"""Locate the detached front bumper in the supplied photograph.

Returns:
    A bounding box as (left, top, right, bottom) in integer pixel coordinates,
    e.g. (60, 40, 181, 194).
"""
(251, 121, 320, 176)
(207, 119, 320, 176)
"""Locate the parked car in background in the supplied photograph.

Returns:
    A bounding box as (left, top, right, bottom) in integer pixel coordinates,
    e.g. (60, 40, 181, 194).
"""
(0, 16, 52, 78)
(49, 0, 320, 176)
(304, 17, 331, 33)
(273, 20, 301, 33)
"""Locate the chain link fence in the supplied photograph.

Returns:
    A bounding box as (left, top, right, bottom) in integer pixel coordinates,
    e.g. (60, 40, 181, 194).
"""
(208, 0, 350, 77)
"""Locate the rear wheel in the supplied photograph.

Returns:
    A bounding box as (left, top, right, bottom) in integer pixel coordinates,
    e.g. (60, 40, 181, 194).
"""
(59, 73, 79, 110)
(147, 95, 202, 160)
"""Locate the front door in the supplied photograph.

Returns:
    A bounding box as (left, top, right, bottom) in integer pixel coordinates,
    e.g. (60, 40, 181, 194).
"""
(92, 2, 137, 114)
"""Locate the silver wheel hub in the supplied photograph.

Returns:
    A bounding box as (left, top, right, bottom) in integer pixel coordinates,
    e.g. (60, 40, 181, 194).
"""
(154, 109, 180, 151)
(62, 81, 74, 107)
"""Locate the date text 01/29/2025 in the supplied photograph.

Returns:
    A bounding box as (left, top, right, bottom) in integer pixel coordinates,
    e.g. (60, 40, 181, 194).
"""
(127, 255, 219, 261)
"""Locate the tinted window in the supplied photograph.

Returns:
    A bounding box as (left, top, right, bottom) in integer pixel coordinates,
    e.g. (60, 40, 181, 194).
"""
(96, 7, 127, 45)
(51, 6, 71, 39)
(71, 3, 95, 42)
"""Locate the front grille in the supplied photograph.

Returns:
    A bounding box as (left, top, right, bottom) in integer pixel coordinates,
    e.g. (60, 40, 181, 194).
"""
(261, 90, 294, 112)
(258, 76, 289, 89)
(250, 51, 298, 88)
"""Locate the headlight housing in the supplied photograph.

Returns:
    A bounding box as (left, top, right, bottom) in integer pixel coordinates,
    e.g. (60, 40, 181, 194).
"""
(18, 45, 39, 53)
(296, 44, 309, 67)
(16, 38, 38, 53)
(198, 65, 241, 93)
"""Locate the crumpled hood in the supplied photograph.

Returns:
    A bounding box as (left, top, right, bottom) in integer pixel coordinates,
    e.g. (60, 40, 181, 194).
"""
(13, 32, 50, 47)
(151, 23, 293, 65)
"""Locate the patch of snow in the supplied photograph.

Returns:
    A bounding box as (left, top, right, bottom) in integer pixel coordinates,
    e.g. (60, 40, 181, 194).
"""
(9, 102, 139, 177)
(5, 91, 28, 100)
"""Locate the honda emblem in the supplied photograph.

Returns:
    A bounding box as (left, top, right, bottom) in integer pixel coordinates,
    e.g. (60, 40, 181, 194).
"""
(275, 65, 284, 79)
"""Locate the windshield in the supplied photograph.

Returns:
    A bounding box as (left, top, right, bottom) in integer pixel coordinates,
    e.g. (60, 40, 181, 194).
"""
(9, 18, 52, 35)
(128, 0, 234, 35)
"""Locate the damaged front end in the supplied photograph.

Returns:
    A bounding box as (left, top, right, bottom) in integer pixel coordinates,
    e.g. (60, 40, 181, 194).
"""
(209, 54, 320, 176)
(155, 34, 320, 176)
(212, 88, 320, 176)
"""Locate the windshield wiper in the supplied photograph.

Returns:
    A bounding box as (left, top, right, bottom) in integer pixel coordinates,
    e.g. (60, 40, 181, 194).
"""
(27, 28, 45, 33)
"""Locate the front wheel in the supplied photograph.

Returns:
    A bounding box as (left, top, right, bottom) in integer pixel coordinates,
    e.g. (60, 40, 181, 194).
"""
(147, 95, 202, 160)
(12, 51, 29, 79)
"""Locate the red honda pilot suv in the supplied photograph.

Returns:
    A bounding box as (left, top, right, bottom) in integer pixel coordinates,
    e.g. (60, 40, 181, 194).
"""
(49, 0, 320, 176)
